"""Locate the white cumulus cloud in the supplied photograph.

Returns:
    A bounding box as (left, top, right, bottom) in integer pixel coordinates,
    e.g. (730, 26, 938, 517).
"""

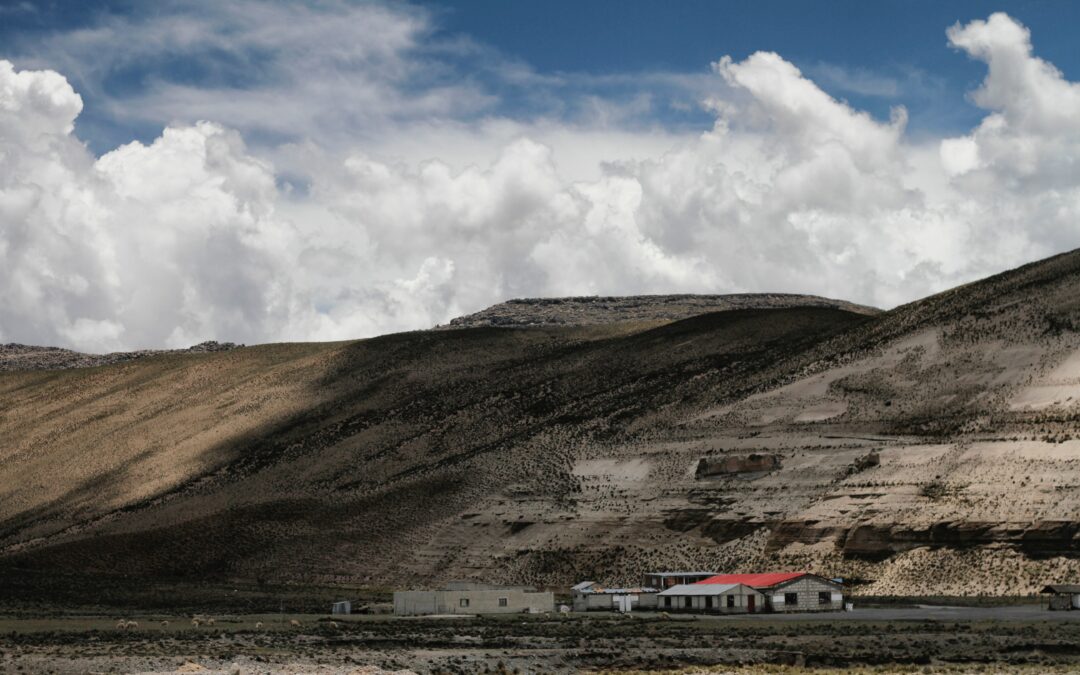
(1, 11, 1080, 351)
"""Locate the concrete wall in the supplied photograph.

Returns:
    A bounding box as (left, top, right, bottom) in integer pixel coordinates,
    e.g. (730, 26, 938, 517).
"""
(657, 589, 763, 614)
(766, 577, 844, 612)
(573, 592, 658, 612)
(573, 593, 613, 611)
(638, 592, 658, 609)
(394, 589, 554, 616)
(1048, 594, 1075, 610)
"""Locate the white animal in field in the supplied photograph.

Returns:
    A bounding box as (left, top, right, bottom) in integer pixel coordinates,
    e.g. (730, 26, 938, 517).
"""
(116, 620, 128, 630)
(191, 618, 201, 627)
(289, 619, 301, 627)
(255, 621, 264, 629)
(206, 617, 215, 626)
(160, 620, 170, 628)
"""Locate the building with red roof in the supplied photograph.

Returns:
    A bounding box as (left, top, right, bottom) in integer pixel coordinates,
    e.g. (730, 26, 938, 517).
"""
(693, 572, 845, 613)
(695, 572, 807, 588)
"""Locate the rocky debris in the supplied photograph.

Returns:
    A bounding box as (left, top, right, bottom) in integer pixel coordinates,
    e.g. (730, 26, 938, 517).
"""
(0, 341, 242, 372)
(845, 451, 881, 476)
(696, 453, 782, 477)
(442, 293, 880, 329)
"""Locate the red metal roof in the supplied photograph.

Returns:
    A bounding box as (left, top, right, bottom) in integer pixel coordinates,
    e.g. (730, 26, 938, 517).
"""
(694, 572, 807, 588)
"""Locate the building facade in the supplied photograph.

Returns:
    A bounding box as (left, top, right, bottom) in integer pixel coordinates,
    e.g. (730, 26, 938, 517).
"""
(571, 581, 658, 612)
(1042, 584, 1080, 610)
(657, 583, 764, 613)
(694, 573, 845, 612)
(393, 587, 554, 616)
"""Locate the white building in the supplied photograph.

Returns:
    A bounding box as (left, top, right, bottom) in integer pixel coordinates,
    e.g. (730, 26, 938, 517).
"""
(657, 582, 764, 613)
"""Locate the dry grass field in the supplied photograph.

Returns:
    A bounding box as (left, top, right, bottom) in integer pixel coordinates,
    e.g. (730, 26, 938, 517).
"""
(5, 610, 1080, 673)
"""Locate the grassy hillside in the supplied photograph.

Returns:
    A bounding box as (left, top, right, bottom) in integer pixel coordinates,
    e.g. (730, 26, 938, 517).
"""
(0, 309, 866, 594)
(9, 250, 1080, 604)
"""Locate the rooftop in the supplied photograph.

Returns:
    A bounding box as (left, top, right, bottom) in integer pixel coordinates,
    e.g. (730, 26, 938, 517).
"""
(696, 572, 809, 588)
(658, 583, 744, 596)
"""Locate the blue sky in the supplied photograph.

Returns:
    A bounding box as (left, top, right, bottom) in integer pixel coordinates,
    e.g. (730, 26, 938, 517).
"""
(4, 0, 1078, 154)
(4, 1, 1080, 350)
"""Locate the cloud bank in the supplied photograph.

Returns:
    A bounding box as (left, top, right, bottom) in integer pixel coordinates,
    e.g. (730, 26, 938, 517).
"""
(1, 10, 1078, 350)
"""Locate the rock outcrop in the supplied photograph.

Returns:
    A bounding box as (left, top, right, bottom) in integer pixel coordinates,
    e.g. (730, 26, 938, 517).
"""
(444, 293, 880, 329)
(0, 341, 242, 372)
(695, 454, 782, 477)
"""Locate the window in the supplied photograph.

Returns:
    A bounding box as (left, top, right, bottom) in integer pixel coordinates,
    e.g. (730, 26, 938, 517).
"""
(727, 595, 735, 608)
(664, 596, 671, 608)
(705, 596, 713, 609)
(459, 598, 470, 608)
(684, 596, 692, 608)
(784, 592, 798, 606)
(819, 591, 831, 605)
(498, 597, 508, 607)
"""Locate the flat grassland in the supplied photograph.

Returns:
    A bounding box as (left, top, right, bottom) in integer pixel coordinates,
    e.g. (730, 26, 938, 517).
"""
(5, 606, 1080, 674)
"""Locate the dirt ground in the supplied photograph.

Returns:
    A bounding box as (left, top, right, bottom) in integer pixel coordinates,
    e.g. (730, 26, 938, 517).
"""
(5, 608, 1080, 674)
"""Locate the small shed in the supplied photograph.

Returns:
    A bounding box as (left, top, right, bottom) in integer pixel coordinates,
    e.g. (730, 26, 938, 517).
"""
(571, 581, 658, 612)
(331, 600, 351, 615)
(1042, 584, 1080, 610)
(657, 583, 764, 614)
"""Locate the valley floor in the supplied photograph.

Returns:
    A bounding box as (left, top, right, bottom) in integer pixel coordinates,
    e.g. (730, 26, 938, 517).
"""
(5, 607, 1080, 674)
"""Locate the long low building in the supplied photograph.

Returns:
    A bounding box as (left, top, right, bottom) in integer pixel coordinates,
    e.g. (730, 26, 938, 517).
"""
(394, 584, 554, 616)
(695, 573, 845, 612)
(657, 582, 764, 613)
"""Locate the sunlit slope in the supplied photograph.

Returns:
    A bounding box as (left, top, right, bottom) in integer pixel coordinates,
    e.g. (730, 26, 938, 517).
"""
(0, 310, 864, 584)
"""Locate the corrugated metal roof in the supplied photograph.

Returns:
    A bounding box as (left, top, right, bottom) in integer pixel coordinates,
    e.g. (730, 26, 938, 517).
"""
(645, 571, 715, 576)
(658, 583, 742, 596)
(572, 581, 596, 591)
(696, 572, 808, 588)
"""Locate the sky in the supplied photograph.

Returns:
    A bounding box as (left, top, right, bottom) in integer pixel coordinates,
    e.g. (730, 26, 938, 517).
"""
(2, 1, 1080, 351)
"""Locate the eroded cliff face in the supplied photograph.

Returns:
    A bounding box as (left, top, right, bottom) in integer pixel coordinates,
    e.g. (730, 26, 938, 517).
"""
(7, 251, 1080, 597)
(458, 250, 1080, 595)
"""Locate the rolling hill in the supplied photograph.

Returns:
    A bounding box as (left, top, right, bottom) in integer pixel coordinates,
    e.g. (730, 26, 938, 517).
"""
(6, 253, 1080, 601)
